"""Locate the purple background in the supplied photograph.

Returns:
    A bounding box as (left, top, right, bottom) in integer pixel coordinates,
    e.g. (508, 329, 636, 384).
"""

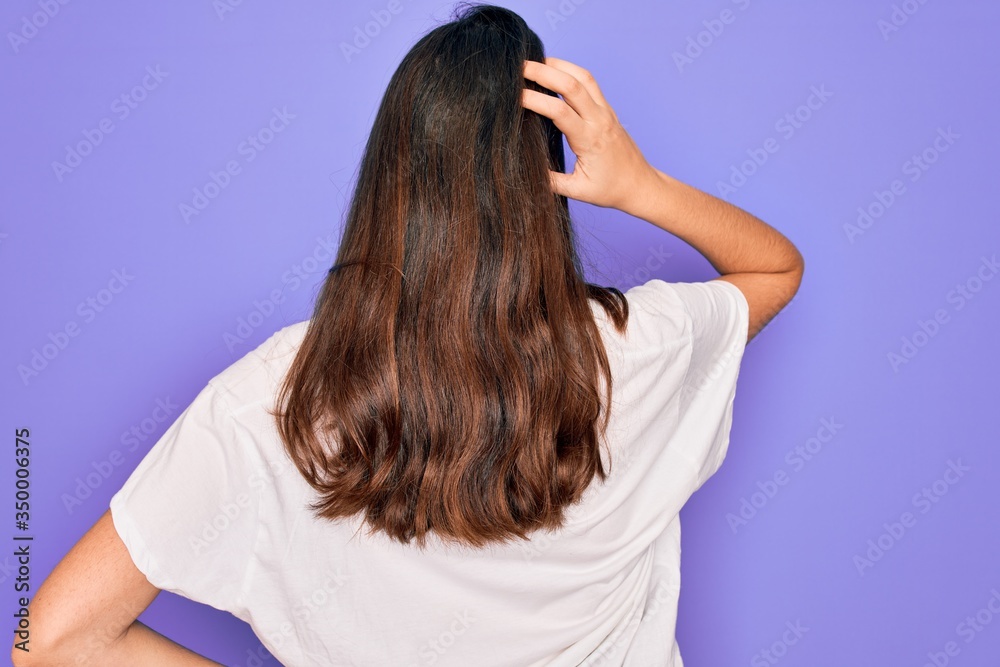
(3, 1, 999, 665)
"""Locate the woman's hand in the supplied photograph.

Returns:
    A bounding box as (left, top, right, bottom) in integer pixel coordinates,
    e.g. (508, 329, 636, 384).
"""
(521, 57, 658, 214)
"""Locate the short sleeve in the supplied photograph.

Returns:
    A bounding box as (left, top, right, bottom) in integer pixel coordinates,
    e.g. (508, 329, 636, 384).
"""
(109, 379, 264, 618)
(627, 279, 750, 490)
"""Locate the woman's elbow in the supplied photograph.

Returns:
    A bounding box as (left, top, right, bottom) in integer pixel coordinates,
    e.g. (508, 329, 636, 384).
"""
(10, 616, 89, 667)
(12, 636, 62, 667)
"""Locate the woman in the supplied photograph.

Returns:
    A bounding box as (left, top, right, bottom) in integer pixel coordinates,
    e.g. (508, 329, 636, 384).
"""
(16, 4, 802, 666)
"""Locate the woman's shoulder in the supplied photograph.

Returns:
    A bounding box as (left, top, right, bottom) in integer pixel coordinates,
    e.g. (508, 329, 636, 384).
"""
(208, 319, 311, 414)
(597, 279, 690, 343)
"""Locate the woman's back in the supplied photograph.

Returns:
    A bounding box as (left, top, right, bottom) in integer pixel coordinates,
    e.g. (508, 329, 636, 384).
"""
(18, 5, 801, 665)
(109, 278, 749, 665)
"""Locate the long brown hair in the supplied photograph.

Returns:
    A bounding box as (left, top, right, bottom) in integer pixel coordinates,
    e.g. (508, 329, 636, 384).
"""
(271, 3, 629, 549)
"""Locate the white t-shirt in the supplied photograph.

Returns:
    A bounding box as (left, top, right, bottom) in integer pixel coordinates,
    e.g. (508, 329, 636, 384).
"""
(110, 278, 749, 666)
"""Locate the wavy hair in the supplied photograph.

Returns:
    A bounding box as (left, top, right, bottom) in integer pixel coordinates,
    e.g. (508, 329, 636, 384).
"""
(271, 3, 630, 549)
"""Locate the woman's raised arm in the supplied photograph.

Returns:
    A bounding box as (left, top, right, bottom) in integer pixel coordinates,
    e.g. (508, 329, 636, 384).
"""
(521, 57, 804, 341)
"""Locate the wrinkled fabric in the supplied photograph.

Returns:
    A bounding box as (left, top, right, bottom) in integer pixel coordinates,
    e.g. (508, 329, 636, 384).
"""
(110, 279, 749, 666)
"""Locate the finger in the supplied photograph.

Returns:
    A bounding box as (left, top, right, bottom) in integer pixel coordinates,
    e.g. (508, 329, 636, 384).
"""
(521, 88, 586, 142)
(548, 169, 579, 200)
(523, 60, 603, 123)
(543, 57, 608, 108)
